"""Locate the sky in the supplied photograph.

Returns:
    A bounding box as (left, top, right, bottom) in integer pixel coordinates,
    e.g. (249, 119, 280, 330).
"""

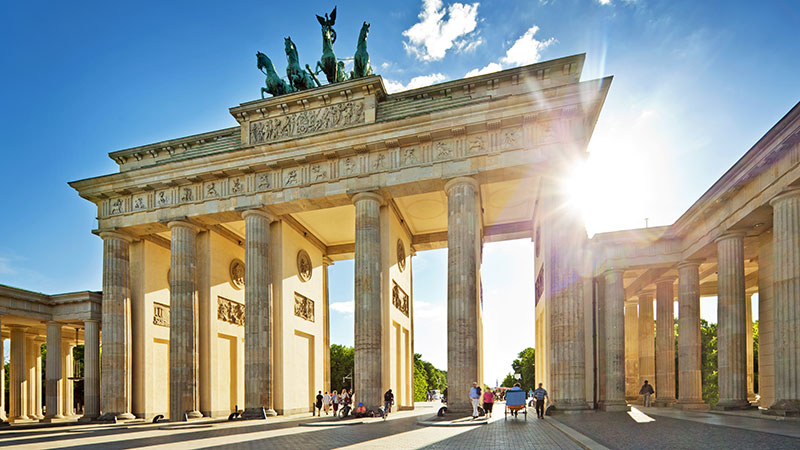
(1, 1, 799, 384)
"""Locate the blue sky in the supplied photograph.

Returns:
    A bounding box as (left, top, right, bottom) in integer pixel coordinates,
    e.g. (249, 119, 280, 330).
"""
(1, 1, 798, 383)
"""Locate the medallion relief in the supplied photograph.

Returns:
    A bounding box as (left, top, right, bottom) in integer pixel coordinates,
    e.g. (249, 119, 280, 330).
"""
(249, 100, 365, 145)
(294, 292, 315, 322)
(229, 259, 245, 290)
(297, 249, 312, 282)
(217, 296, 245, 326)
(397, 239, 406, 272)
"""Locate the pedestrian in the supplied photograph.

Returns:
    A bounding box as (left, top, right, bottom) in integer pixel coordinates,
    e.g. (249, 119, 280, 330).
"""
(384, 389, 394, 415)
(532, 383, 548, 419)
(640, 380, 655, 407)
(469, 382, 481, 419)
(323, 391, 331, 415)
(332, 390, 339, 415)
(315, 390, 323, 416)
(482, 388, 495, 418)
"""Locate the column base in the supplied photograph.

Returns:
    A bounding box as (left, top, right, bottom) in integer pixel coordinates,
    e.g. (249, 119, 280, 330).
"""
(674, 401, 709, 411)
(8, 416, 35, 424)
(599, 401, 630, 412)
(551, 400, 590, 413)
(78, 415, 99, 423)
(187, 410, 203, 419)
(653, 399, 675, 407)
(42, 415, 73, 423)
(712, 399, 752, 410)
(763, 399, 800, 417)
(242, 407, 269, 420)
(98, 412, 136, 422)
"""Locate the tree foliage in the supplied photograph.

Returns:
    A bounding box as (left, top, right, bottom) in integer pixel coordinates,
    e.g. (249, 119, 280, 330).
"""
(700, 319, 719, 406)
(501, 347, 535, 391)
(330, 344, 354, 392)
(413, 353, 447, 401)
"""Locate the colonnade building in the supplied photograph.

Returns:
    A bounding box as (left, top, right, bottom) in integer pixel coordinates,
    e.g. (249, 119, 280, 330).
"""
(2, 52, 798, 422)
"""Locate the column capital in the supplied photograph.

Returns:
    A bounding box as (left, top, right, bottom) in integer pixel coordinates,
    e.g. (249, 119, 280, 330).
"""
(603, 267, 626, 276)
(655, 276, 677, 286)
(83, 319, 100, 324)
(241, 208, 277, 222)
(637, 290, 655, 300)
(444, 176, 479, 195)
(99, 230, 133, 243)
(769, 186, 800, 206)
(167, 219, 202, 233)
(351, 190, 384, 206)
(322, 256, 334, 266)
(714, 230, 747, 244)
(677, 259, 704, 270)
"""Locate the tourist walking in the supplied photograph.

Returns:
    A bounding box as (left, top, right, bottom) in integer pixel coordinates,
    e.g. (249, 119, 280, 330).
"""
(532, 383, 548, 419)
(314, 391, 323, 416)
(323, 391, 331, 415)
(331, 390, 339, 415)
(384, 389, 394, 415)
(640, 380, 655, 407)
(469, 382, 482, 419)
(482, 388, 495, 418)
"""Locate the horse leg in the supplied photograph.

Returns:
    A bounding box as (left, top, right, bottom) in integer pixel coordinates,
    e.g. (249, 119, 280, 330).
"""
(261, 87, 268, 99)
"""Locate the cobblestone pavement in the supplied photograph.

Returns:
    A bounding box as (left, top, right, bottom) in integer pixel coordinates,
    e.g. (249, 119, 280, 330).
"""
(554, 407, 800, 450)
(0, 403, 581, 450)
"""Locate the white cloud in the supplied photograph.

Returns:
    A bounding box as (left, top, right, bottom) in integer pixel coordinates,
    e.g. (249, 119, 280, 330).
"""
(500, 26, 556, 67)
(330, 301, 354, 314)
(384, 73, 447, 93)
(455, 36, 484, 53)
(402, 0, 481, 61)
(465, 62, 502, 77)
(596, 0, 612, 4)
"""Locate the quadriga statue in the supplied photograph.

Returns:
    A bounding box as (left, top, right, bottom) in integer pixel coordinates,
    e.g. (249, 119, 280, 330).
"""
(351, 21, 373, 79)
(256, 51, 292, 98)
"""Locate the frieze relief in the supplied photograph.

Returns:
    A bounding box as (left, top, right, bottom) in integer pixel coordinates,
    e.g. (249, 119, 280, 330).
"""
(153, 302, 170, 327)
(392, 281, 409, 317)
(294, 292, 315, 322)
(217, 296, 245, 326)
(204, 181, 219, 198)
(249, 100, 365, 145)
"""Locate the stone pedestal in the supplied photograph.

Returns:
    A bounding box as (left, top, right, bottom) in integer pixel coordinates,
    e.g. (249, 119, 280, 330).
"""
(638, 292, 655, 404)
(655, 278, 676, 407)
(168, 221, 203, 421)
(242, 210, 277, 419)
(445, 178, 481, 414)
(82, 319, 101, 421)
(676, 261, 708, 410)
(353, 192, 384, 410)
(99, 231, 135, 420)
(601, 269, 629, 411)
(715, 232, 750, 409)
(624, 302, 639, 402)
(767, 188, 800, 415)
(9, 326, 30, 422)
(45, 322, 65, 420)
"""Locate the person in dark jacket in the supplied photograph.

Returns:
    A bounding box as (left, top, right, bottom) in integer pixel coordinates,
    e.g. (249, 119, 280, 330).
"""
(639, 380, 655, 407)
(384, 389, 394, 414)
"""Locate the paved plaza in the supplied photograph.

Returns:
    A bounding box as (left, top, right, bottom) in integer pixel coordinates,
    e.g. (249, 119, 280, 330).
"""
(2, 402, 800, 449)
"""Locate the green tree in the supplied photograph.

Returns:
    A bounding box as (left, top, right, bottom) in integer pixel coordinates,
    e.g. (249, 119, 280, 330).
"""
(413, 353, 447, 401)
(509, 347, 535, 391)
(330, 344, 354, 392)
(753, 320, 759, 394)
(700, 319, 718, 406)
(501, 373, 516, 388)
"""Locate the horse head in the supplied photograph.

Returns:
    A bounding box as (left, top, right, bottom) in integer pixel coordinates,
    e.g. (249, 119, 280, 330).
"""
(359, 22, 370, 41)
(256, 52, 276, 74)
(284, 37, 297, 59)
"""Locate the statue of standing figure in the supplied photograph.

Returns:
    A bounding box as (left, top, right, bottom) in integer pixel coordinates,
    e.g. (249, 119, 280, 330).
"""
(313, 7, 348, 83)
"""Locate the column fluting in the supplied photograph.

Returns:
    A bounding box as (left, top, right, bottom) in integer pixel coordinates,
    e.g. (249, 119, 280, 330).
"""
(716, 231, 750, 409)
(445, 177, 481, 414)
(45, 322, 64, 419)
(638, 292, 655, 403)
(99, 231, 135, 419)
(768, 188, 800, 414)
(242, 210, 276, 418)
(677, 261, 707, 408)
(624, 302, 639, 401)
(82, 319, 101, 420)
(602, 269, 628, 410)
(168, 221, 202, 420)
(9, 326, 28, 421)
(655, 277, 676, 406)
(353, 192, 384, 410)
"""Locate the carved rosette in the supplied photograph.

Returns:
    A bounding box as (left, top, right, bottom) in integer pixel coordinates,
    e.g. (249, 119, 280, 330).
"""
(229, 259, 245, 290)
(153, 303, 170, 327)
(392, 281, 409, 316)
(217, 297, 245, 326)
(397, 239, 406, 272)
(294, 292, 315, 322)
(297, 249, 312, 282)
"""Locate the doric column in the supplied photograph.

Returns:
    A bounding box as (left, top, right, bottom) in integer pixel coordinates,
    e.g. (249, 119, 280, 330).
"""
(444, 178, 481, 414)
(36, 337, 45, 419)
(62, 341, 75, 416)
(26, 334, 38, 419)
(0, 316, 5, 421)
(45, 322, 64, 420)
(715, 231, 749, 409)
(655, 277, 676, 406)
(768, 188, 800, 415)
(168, 220, 202, 420)
(242, 210, 277, 419)
(638, 291, 655, 403)
(99, 231, 135, 420)
(602, 269, 628, 411)
(746, 294, 756, 402)
(676, 261, 707, 409)
(624, 302, 639, 401)
(82, 319, 101, 420)
(9, 326, 28, 421)
(323, 256, 333, 393)
(353, 191, 384, 410)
